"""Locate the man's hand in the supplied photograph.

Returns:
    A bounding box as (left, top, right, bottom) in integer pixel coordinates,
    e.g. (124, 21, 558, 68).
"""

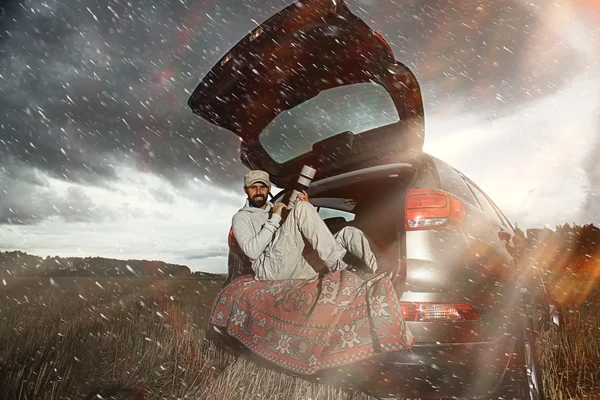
(297, 190, 309, 202)
(272, 202, 288, 216)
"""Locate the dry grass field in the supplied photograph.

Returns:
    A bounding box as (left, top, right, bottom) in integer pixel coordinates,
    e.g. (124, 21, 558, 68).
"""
(0, 276, 598, 400)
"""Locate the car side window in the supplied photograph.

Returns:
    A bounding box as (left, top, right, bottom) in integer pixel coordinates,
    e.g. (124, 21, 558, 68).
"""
(463, 179, 507, 228)
(488, 198, 515, 232)
(432, 162, 477, 206)
(413, 156, 439, 188)
(318, 207, 355, 222)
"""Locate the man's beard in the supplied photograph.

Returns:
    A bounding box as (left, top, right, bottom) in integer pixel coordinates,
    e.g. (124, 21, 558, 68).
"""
(249, 194, 267, 208)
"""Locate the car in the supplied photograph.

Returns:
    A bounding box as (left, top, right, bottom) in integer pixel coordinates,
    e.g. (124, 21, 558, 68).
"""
(188, 0, 562, 398)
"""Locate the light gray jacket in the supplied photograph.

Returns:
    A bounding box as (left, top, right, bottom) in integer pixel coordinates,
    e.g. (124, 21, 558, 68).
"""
(231, 200, 282, 264)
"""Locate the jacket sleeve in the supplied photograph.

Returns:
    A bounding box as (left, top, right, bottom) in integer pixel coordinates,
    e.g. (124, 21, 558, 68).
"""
(232, 212, 282, 260)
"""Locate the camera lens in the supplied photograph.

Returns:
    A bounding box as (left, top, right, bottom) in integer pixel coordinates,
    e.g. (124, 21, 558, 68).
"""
(287, 165, 317, 208)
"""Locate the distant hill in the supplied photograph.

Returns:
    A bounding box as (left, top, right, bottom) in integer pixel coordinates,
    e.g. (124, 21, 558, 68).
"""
(0, 250, 224, 279)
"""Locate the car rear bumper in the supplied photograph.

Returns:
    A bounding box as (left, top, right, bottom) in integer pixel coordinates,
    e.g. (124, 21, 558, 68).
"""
(325, 335, 518, 399)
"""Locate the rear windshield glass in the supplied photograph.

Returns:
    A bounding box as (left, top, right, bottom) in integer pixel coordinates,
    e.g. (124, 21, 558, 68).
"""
(259, 82, 400, 163)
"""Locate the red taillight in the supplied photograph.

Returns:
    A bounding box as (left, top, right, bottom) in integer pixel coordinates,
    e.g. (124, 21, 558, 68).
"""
(405, 188, 465, 230)
(399, 302, 478, 322)
(228, 227, 233, 248)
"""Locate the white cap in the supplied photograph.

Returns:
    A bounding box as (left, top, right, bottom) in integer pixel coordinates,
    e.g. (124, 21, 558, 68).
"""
(244, 170, 270, 187)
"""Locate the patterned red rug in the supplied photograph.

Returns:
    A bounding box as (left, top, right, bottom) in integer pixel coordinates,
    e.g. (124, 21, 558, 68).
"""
(210, 270, 414, 375)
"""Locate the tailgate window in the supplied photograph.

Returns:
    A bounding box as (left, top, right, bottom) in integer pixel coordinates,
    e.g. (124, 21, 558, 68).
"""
(318, 207, 355, 223)
(309, 175, 410, 266)
(259, 82, 400, 163)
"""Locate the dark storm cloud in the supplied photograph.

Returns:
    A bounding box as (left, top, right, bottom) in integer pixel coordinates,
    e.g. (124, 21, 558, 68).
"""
(353, 0, 587, 115)
(0, 0, 254, 189)
(0, 0, 266, 225)
(0, 159, 145, 223)
(0, 0, 593, 225)
(184, 249, 228, 260)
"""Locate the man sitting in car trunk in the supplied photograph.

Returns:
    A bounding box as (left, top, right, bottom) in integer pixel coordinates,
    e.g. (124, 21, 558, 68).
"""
(231, 170, 379, 280)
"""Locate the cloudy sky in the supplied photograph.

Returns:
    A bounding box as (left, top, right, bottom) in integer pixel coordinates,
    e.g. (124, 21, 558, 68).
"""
(0, 0, 598, 273)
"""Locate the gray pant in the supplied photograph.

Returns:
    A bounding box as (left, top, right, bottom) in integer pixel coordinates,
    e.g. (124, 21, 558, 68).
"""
(254, 201, 378, 280)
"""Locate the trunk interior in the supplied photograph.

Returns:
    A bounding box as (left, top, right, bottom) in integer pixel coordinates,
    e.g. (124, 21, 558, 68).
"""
(274, 163, 417, 280)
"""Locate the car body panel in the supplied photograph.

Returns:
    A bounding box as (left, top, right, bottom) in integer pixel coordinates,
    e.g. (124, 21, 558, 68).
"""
(322, 335, 517, 399)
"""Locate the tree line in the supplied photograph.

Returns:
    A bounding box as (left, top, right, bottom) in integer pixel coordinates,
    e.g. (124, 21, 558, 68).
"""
(0, 251, 221, 278)
(515, 223, 599, 274)
(1, 222, 597, 278)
